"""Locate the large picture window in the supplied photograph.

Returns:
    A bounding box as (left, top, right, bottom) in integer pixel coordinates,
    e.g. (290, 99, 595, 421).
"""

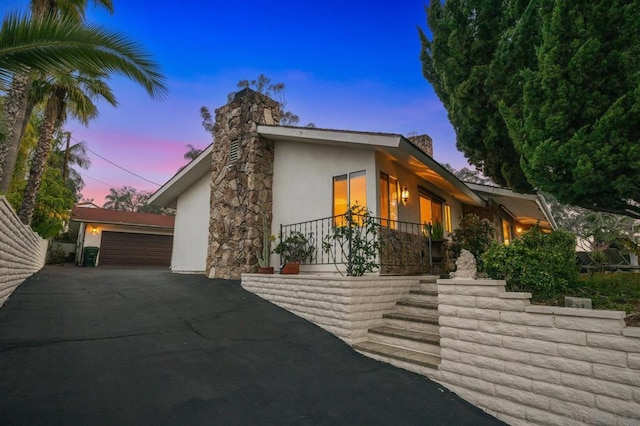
(380, 173, 398, 229)
(333, 171, 367, 219)
(419, 188, 444, 230)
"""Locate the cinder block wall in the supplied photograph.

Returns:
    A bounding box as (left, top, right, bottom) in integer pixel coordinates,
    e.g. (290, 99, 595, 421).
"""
(437, 278, 640, 426)
(0, 196, 48, 306)
(242, 274, 419, 343)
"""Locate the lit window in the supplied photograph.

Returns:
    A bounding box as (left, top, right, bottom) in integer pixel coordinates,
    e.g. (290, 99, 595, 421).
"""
(419, 190, 444, 229)
(444, 205, 452, 233)
(380, 173, 398, 229)
(333, 171, 367, 225)
(502, 219, 512, 245)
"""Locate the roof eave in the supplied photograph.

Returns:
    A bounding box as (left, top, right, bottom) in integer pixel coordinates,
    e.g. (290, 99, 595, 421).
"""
(148, 144, 213, 208)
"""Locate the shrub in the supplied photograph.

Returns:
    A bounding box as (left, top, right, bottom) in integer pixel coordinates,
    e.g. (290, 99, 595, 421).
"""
(449, 213, 495, 271)
(483, 227, 578, 300)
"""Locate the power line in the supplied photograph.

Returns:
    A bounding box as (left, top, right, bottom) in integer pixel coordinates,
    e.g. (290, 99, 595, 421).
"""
(71, 136, 161, 186)
(79, 172, 115, 188)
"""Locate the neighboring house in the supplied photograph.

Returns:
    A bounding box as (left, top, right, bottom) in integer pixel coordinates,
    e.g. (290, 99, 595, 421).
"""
(149, 90, 554, 278)
(70, 206, 174, 267)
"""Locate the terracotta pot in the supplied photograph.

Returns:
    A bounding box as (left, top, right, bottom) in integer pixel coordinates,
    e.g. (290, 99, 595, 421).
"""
(257, 267, 274, 274)
(281, 262, 300, 274)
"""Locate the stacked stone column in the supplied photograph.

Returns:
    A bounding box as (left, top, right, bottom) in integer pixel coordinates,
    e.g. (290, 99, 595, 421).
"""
(207, 91, 281, 279)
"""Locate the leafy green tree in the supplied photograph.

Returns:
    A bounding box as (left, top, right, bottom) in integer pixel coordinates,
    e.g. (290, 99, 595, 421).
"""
(421, 1, 640, 219)
(502, 0, 640, 219)
(449, 213, 496, 271)
(419, 0, 538, 192)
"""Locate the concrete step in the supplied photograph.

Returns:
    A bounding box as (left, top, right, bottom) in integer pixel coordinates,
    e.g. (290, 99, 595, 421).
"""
(353, 341, 441, 371)
(368, 326, 440, 355)
(396, 298, 438, 315)
(408, 289, 438, 304)
(419, 275, 438, 284)
(383, 311, 439, 334)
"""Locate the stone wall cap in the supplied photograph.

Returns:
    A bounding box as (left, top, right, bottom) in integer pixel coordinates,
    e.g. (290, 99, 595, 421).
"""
(525, 305, 626, 319)
(499, 292, 532, 299)
(436, 278, 505, 286)
(622, 327, 640, 338)
(241, 273, 423, 282)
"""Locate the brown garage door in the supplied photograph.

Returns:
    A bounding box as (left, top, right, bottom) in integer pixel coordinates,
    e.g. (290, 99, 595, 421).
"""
(99, 232, 173, 267)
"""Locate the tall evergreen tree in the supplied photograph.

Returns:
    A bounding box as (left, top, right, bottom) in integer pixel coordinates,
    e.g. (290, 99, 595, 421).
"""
(502, 0, 640, 218)
(419, 0, 537, 192)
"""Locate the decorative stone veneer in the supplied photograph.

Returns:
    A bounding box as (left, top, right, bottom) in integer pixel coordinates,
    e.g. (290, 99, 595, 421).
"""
(437, 278, 640, 426)
(378, 227, 429, 275)
(241, 274, 419, 343)
(0, 196, 47, 306)
(207, 91, 281, 279)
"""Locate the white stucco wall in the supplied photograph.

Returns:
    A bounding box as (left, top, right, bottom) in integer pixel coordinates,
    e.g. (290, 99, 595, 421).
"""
(272, 140, 377, 232)
(171, 173, 211, 273)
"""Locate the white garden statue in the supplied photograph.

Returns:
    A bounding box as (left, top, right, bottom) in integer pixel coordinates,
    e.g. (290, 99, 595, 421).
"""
(450, 249, 477, 279)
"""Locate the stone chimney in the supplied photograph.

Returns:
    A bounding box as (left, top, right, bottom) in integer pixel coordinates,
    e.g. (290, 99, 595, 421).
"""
(407, 134, 433, 158)
(206, 90, 281, 279)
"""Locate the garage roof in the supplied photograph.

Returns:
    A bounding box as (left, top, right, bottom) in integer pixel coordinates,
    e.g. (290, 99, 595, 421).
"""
(71, 207, 175, 229)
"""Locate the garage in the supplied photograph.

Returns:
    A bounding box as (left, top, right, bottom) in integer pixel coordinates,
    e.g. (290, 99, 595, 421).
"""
(99, 231, 173, 267)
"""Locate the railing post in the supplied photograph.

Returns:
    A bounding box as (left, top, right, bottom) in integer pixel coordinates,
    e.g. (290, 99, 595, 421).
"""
(347, 206, 353, 276)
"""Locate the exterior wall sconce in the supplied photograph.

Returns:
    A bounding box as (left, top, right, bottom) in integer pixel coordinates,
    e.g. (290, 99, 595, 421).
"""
(91, 226, 98, 235)
(401, 187, 410, 205)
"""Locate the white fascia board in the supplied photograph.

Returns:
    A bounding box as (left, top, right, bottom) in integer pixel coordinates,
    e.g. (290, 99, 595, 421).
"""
(148, 144, 213, 208)
(258, 125, 402, 149)
(400, 138, 485, 206)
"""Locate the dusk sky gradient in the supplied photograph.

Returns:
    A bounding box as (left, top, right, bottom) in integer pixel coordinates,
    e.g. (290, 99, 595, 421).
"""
(4, 1, 471, 204)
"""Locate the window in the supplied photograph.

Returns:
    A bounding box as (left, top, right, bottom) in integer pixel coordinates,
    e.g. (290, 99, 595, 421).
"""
(444, 204, 452, 233)
(333, 171, 367, 225)
(502, 219, 512, 245)
(380, 173, 398, 229)
(419, 189, 444, 228)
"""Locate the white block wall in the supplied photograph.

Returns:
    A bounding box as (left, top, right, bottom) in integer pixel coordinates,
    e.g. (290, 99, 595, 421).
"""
(437, 278, 640, 426)
(242, 274, 419, 344)
(0, 196, 47, 306)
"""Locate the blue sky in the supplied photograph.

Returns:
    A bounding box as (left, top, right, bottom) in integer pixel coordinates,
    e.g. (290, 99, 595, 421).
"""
(4, 1, 469, 203)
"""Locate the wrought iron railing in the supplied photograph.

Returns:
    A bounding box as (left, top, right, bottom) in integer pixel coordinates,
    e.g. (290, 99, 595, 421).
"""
(278, 210, 440, 276)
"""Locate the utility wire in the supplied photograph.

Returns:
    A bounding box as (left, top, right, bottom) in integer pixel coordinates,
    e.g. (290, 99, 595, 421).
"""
(71, 136, 161, 186)
(79, 172, 115, 188)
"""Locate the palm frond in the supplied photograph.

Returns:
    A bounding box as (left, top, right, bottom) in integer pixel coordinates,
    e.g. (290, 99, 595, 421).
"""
(0, 12, 167, 99)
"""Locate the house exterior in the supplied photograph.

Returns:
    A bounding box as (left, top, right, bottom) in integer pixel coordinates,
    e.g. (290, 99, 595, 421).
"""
(70, 206, 175, 267)
(149, 91, 554, 278)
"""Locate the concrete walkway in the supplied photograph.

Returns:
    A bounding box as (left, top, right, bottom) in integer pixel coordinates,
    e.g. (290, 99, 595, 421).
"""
(0, 266, 503, 425)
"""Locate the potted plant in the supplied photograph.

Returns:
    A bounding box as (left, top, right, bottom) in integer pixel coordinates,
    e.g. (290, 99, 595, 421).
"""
(256, 204, 275, 274)
(274, 231, 315, 274)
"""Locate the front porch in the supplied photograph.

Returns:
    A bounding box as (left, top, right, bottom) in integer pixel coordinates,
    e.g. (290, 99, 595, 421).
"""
(276, 210, 447, 277)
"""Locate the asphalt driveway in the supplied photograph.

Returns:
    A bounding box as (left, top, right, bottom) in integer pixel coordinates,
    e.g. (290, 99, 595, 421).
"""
(0, 266, 502, 425)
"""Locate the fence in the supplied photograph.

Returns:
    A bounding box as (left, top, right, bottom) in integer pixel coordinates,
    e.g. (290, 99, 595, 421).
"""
(279, 209, 443, 276)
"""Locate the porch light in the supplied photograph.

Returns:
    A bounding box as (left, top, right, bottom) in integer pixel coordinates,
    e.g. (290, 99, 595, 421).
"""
(401, 187, 410, 205)
(91, 226, 98, 235)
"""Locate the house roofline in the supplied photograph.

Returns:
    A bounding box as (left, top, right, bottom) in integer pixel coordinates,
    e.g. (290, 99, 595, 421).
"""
(148, 144, 213, 208)
(73, 219, 174, 230)
(258, 125, 486, 207)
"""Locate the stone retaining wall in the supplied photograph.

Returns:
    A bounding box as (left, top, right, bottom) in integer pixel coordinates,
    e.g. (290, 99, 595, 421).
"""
(437, 278, 640, 426)
(0, 196, 47, 306)
(241, 274, 418, 343)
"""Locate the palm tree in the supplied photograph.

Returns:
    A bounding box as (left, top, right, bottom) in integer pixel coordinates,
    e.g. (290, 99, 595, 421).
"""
(17, 70, 117, 224)
(103, 187, 126, 211)
(184, 144, 203, 161)
(0, 11, 167, 192)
